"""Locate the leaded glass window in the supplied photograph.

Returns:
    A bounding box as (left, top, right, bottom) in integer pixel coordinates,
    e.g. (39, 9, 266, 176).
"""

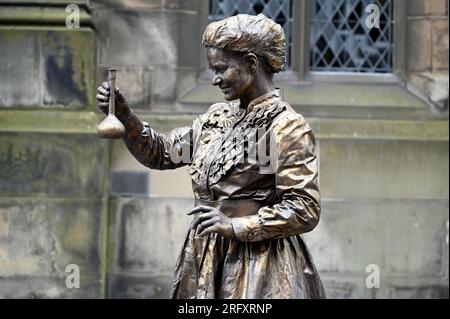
(209, 0, 293, 68)
(309, 0, 394, 73)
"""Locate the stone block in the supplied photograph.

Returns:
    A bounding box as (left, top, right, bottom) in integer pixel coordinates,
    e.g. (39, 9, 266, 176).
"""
(149, 167, 194, 198)
(175, 67, 198, 99)
(320, 276, 449, 299)
(173, 11, 202, 67)
(0, 133, 107, 197)
(321, 278, 374, 299)
(387, 284, 449, 298)
(432, 19, 449, 70)
(0, 277, 102, 299)
(0, 32, 40, 107)
(0, 27, 96, 109)
(406, 19, 432, 72)
(104, 9, 177, 67)
(110, 139, 150, 172)
(93, 8, 200, 103)
(90, 0, 162, 10)
(163, 0, 201, 11)
(42, 30, 95, 108)
(107, 272, 172, 298)
(319, 140, 449, 200)
(408, 0, 448, 16)
(98, 65, 153, 111)
(408, 72, 449, 109)
(152, 65, 178, 103)
(0, 198, 104, 280)
(303, 199, 448, 277)
(108, 197, 193, 273)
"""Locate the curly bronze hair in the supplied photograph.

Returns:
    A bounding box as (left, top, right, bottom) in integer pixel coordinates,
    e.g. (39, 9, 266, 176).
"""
(202, 14, 287, 73)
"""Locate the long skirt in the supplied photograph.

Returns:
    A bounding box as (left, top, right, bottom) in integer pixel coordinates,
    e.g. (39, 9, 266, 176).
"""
(170, 226, 326, 299)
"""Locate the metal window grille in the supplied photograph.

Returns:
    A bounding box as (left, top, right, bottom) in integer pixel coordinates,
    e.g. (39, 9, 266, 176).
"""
(209, 0, 293, 68)
(309, 0, 394, 73)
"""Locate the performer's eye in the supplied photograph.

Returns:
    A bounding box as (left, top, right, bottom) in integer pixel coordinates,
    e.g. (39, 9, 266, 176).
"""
(212, 67, 227, 74)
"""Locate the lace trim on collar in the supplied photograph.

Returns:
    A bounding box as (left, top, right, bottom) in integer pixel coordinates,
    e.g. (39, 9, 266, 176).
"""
(189, 99, 286, 186)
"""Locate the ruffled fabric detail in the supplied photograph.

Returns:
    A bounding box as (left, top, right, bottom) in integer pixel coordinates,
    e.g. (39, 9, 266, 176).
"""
(189, 102, 241, 185)
(189, 99, 286, 186)
(208, 102, 286, 185)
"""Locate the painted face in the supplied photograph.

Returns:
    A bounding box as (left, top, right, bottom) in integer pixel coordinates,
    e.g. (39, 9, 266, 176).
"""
(206, 47, 253, 101)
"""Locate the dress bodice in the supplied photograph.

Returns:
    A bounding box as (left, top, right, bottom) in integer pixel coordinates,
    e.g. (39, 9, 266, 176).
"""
(189, 90, 288, 201)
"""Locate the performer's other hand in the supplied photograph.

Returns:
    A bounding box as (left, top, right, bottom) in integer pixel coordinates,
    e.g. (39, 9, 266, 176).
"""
(188, 206, 235, 239)
(96, 81, 131, 122)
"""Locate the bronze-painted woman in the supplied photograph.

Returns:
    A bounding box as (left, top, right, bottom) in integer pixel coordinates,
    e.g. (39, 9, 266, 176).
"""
(97, 14, 325, 299)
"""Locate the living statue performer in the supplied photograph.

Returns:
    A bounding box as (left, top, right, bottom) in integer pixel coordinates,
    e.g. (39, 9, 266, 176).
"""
(97, 14, 325, 299)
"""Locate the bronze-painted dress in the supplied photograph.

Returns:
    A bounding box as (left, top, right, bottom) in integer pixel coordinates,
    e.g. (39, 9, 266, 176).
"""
(122, 90, 325, 299)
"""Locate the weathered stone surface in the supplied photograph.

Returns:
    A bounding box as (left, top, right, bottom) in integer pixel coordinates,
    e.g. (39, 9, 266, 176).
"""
(0, 4, 92, 27)
(0, 198, 104, 279)
(110, 170, 149, 197)
(320, 278, 372, 299)
(179, 82, 433, 120)
(432, 19, 449, 70)
(107, 272, 172, 299)
(152, 66, 178, 103)
(408, 0, 448, 16)
(98, 65, 153, 110)
(321, 277, 449, 299)
(97, 10, 199, 68)
(92, 8, 200, 104)
(408, 72, 449, 109)
(110, 139, 150, 171)
(174, 67, 198, 103)
(90, 0, 162, 10)
(407, 19, 432, 72)
(0, 277, 102, 299)
(0, 32, 40, 107)
(319, 140, 449, 200)
(387, 284, 449, 298)
(163, 0, 201, 11)
(304, 199, 448, 277)
(0, 133, 106, 197)
(0, 28, 96, 109)
(108, 197, 193, 273)
(109, 141, 193, 198)
(42, 30, 95, 107)
(149, 167, 193, 198)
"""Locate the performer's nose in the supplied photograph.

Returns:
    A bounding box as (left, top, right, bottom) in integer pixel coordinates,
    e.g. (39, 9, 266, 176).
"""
(212, 75, 222, 86)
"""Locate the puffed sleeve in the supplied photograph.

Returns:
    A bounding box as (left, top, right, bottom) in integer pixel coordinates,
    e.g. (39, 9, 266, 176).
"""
(231, 113, 321, 241)
(122, 112, 202, 170)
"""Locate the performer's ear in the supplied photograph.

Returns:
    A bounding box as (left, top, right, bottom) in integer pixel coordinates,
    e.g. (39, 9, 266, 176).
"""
(244, 53, 258, 74)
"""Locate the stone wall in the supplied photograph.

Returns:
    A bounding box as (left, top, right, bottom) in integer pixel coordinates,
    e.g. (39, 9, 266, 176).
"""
(0, 1, 108, 298)
(0, 0, 448, 299)
(406, 0, 449, 111)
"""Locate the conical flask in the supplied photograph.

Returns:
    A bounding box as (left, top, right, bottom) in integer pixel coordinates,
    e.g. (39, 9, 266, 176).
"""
(97, 68, 125, 139)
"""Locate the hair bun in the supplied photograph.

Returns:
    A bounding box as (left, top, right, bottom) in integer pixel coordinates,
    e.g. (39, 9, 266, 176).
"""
(202, 13, 287, 73)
